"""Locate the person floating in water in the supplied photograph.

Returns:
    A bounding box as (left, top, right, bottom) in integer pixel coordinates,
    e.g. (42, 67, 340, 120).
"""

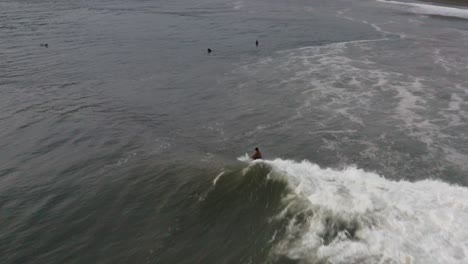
(255, 40, 258, 47)
(40, 43, 48, 48)
(251, 147, 262, 160)
(207, 48, 212, 54)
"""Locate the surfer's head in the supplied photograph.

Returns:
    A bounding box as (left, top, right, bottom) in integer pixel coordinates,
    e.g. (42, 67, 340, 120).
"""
(255, 147, 259, 151)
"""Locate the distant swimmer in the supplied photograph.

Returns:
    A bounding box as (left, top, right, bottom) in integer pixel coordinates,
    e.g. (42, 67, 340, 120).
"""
(255, 40, 258, 47)
(251, 147, 262, 160)
(40, 43, 48, 48)
(207, 48, 212, 54)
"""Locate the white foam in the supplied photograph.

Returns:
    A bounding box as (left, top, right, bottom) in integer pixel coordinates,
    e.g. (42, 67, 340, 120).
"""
(379, 0, 468, 19)
(434, 48, 453, 72)
(234, 35, 468, 168)
(231, 1, 244, 10)
(213, 171, 224, 185)
(447, 93, 463, 111)
(237, 153, 252, 163)
(265, 158, 468, 264)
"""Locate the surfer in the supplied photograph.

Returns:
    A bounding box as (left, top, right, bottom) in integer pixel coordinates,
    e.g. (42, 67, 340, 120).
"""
(251, 147, 262, 160)
(207, 48, 212, 54)
(255, 40, 258, 47)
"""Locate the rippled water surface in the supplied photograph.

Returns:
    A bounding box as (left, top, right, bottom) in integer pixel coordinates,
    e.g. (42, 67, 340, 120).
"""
(1, 0, 468, 263)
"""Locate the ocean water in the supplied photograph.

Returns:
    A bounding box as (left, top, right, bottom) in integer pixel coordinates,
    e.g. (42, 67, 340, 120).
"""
(1, 0, 467, 263)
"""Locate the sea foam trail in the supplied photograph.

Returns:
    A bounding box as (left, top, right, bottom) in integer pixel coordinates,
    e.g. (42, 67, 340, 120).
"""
(260, 158, 468, 264)
(378, 0, 468, 19)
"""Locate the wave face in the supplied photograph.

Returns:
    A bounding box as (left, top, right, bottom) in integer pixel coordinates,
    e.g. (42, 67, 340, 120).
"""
(2, 0, 468, 263)
(379, 0, 468, 19)
(234, 159, 468, 264)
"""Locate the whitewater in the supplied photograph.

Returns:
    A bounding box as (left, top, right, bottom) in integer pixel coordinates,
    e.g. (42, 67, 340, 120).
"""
(378, 0, 468, 20)
(1, 0, 467, 263)
(237, 158, 468, 264)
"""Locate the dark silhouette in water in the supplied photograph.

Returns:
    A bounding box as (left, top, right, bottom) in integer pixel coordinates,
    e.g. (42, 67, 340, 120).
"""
(251, 147, 262, 160)
(255, 40, 258, 47)
(207, 48, 212, 54)
(40, 43, 48, 48)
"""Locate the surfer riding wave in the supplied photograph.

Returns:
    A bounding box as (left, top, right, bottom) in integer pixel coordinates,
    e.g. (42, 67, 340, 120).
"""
(251, 147, 262, 160)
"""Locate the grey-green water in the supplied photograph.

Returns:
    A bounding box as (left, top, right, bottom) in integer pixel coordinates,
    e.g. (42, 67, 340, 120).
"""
(1, 0, 468, 263)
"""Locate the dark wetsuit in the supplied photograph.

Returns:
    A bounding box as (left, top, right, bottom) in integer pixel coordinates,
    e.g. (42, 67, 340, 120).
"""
(251, 151, 262, 160)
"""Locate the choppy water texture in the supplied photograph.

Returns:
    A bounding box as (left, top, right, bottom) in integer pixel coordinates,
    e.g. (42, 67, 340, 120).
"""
(1, 0, 467, 263)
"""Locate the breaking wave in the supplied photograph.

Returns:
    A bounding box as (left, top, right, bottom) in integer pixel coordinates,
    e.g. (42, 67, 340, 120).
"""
(230, 158, 468, 263)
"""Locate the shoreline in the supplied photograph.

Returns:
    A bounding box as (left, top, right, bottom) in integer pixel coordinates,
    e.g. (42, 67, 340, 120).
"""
(416, 0, 468, 7)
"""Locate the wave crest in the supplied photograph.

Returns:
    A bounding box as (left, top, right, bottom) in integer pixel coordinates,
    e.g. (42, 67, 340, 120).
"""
(261, 158, 468, 264)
